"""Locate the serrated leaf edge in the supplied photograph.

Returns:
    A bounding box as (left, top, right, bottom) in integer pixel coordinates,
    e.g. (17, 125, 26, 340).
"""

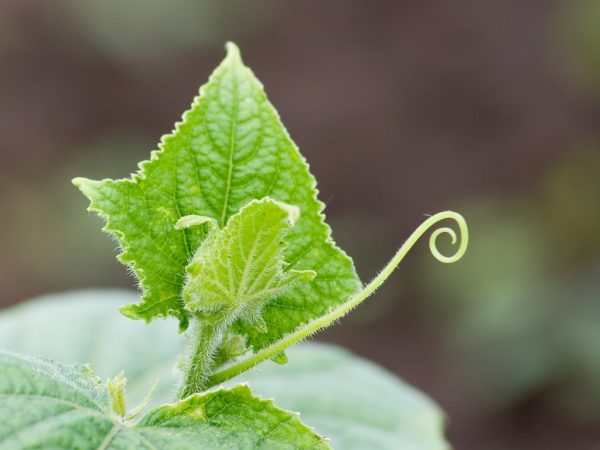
(137, 383, 329, 446)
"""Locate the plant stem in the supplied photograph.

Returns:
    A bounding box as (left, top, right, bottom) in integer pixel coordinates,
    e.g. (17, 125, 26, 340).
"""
(179, 320, 220, 399)
(206, 210, 468, 388)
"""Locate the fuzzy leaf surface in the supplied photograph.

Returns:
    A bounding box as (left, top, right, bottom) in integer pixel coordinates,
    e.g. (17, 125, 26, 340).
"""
(182, 198, 315, 330)
(73, 43, 362, 346)
(0, 351, 328, 450)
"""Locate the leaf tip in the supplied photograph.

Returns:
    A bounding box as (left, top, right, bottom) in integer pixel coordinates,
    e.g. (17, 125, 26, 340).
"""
(277, 200, 301, 226)
(225, 41, 242, 62)
(119, 303, 141, 321)
(72, 177, 98, 196)
(175, 215, 218, 231)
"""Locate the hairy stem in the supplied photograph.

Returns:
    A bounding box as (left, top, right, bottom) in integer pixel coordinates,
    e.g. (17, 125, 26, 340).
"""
(179, 320, 221, 399)
(206, 211, 468, 388)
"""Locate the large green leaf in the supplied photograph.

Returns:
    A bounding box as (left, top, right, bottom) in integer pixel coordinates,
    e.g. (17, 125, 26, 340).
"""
(0, 352, 327, 450)
(0, 291, 449, 449)
(73, 43, 362, 349)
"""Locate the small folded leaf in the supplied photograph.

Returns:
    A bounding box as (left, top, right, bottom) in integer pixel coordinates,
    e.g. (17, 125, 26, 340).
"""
(182, 198, 316, 329)
(73, 42, 362, 347)
(0, 351, 328, 450)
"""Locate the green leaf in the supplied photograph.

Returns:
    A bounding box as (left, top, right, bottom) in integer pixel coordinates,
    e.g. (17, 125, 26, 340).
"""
(233, 345, 448, 450)
(176, 198, 317, 395)
(180, 198, 316, 329)
(0, 290, 182, 407)
(0, 352, 113, 450)
(73, 43, 362, 347)
(0, 291, 450, 449)
(0, 351, 328, 450)
(136, 385, 329, 450)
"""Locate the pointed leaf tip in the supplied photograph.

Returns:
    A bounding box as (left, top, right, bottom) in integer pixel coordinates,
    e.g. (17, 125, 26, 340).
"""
(119, 304, 140, 320)
(72, 178, 105, 206)
(72, 177, 94, 192)
(225, 42, 242, 62)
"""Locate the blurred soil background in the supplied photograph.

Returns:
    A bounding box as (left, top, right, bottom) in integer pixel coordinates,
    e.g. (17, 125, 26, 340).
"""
(1, 1, 600, 448)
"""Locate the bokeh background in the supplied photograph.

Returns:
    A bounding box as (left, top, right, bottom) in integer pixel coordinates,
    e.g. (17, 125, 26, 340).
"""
(1, 1, 600, 448)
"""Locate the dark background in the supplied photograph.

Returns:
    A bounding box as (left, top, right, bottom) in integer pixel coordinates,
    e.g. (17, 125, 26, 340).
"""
(1, 1, 600, 448)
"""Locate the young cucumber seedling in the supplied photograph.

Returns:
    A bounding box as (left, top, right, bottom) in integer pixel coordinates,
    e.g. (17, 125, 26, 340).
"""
(74, 44, 467, 401)
(0, 42, 468, 450)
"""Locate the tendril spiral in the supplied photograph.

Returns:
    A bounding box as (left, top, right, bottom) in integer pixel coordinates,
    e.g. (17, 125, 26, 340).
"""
(423, 211, 469, 263)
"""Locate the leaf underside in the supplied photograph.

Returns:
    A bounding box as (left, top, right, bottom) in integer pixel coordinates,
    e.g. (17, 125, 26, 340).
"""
(74, 43, 362, 350)
(0, 351, 328, 450)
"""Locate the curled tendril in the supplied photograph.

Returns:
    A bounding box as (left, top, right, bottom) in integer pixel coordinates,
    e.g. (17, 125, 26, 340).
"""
(424, 211, 469, 263)
(207, 210, 468, 388)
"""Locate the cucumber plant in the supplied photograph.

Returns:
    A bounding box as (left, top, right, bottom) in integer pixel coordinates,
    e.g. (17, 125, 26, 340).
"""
(0, 43, 467, 449)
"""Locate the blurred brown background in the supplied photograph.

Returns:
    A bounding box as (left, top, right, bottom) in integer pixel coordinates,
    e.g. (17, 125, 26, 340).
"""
(1, 1, 600, 448)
